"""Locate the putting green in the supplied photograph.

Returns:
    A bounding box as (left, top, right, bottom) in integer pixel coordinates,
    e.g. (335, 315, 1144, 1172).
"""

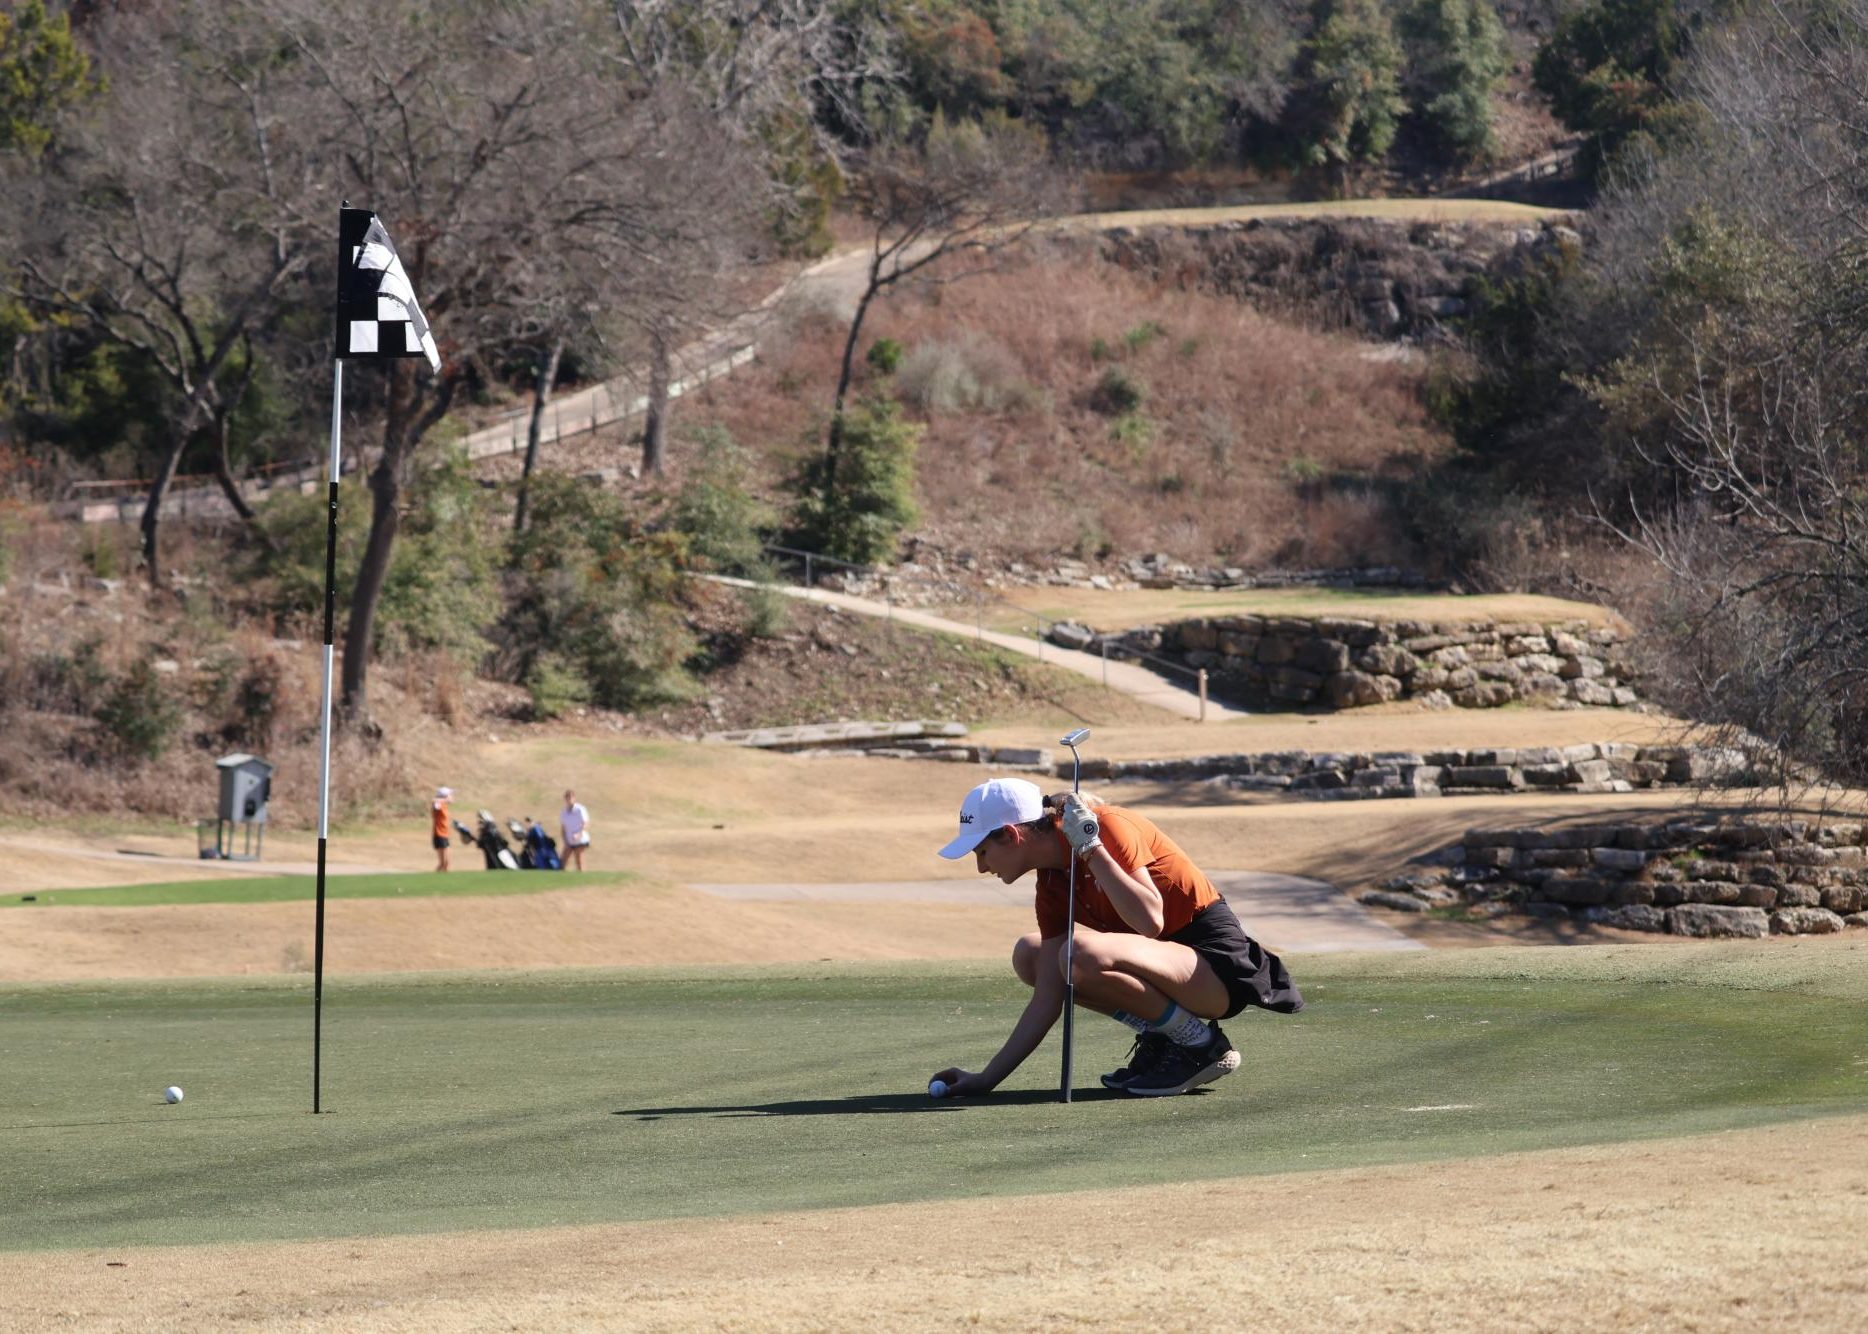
(2, 939, 1863, 1251)
(0, 869, 635, 909)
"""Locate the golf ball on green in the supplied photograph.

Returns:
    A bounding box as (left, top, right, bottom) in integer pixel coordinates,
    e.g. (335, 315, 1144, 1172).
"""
(164, 1086, 184, 1104)
(928, 1079, 948, 1099)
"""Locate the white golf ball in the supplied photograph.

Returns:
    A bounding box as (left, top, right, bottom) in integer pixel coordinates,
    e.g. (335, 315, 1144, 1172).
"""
(163, 1086, 184, 1104)
(928, 1078, 948, 1100)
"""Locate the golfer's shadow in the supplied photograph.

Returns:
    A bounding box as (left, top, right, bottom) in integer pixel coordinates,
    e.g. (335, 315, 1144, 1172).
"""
(616, 1087, 1132, 1119)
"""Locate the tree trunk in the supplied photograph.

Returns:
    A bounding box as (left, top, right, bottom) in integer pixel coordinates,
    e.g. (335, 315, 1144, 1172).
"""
(339, 363, 456, 725)
(211, 414, 261, 528)
(139, 434, 189, 586)
(515, 335, 565, 534)
(640, 325, 670, 477)
(340, 452, 403, 728)
(822, 271, 879, 514)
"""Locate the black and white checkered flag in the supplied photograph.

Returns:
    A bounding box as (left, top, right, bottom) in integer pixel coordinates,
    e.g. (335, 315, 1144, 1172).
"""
(335, 206, 440, 372)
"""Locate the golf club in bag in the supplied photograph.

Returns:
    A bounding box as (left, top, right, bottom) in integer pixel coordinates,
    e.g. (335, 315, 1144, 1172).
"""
(1059, 727, 1090, 1103)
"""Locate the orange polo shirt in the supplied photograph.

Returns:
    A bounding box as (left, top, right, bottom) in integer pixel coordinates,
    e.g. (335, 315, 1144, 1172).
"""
(1035, 805, 1218, 939)
(432, 799, 450, 840)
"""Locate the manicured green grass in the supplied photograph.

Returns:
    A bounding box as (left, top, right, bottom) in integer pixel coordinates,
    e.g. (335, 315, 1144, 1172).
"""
(2, 940, 1864, 1251)
(1, 869, 636, 909)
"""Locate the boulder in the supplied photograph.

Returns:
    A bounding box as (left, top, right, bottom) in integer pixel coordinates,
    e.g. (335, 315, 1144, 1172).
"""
(1359, 890, 1429, 913)
(1176, 622, 1218, 652)
(1771, 907, 1845, 935)
(1295, 638, 1352, 674)
(1539, 876, 1613, 907)
(1355, 643, 1417, 677)
(1586, 904, 1668, 932)
(1822, 886, 1865, 914)
(1255, 635, 1296, 666)
(1452, 682, 1516, 709)
(1444, 765, 1524, 789)
(1325, 670, 1403, 708)
(1569, 679, 1615, 706)
(1668, 904, 1769, 938)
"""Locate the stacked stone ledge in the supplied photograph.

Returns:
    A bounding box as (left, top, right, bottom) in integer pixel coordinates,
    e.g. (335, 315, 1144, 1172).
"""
(1365, 819, 1868, 937)
(1143, 614, 1640, 711)
(1063, 742, 1752, 799)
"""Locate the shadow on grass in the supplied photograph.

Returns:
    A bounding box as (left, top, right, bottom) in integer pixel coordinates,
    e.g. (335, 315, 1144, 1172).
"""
(616, 1087, 1139, 1119)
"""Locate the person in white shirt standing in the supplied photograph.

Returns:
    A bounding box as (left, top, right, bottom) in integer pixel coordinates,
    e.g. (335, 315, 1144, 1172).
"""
(560, 789, 591, 871)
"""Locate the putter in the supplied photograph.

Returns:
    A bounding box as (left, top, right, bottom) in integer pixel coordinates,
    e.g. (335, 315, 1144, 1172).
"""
(1058, 727, 1090, 1103)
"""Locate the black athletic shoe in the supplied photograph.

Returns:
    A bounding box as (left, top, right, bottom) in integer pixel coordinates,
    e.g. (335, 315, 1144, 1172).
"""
(1101, 1031, 1171, 1090)
(1123, 1024, 1240, 1097)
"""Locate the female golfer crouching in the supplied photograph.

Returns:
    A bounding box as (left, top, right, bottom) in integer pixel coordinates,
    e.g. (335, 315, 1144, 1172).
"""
(930, 777, 1303, 1098)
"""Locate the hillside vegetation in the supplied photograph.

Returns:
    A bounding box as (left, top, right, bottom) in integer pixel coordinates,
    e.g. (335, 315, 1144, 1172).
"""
(689, 247, 1448, 571)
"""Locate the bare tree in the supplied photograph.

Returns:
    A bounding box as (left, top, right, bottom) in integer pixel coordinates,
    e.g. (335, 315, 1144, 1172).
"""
(1584, 2, 1868, 787)
(604, 0, 887, 477)
(820, 117, 1063, 507)
(267, 0, 669, 723)
(0, 4, 318, 584)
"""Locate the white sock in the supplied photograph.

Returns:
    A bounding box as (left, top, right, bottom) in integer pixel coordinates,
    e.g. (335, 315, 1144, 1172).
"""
(1149, 1002, 1213, 1049)
(1110, 1010, 1150, 1035)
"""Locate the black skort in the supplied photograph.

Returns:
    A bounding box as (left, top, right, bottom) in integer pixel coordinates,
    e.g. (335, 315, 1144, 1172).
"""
(1170, 899, 1304, 1019)
(433, 835, 449, 850)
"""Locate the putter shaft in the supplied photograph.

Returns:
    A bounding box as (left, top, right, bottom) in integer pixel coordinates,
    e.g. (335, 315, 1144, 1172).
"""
(1058, 729, 1089, 1103)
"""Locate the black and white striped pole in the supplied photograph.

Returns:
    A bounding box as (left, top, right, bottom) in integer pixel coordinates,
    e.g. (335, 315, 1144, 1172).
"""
(311, 204, 350, 1115)
(312, 203, 442, 1113)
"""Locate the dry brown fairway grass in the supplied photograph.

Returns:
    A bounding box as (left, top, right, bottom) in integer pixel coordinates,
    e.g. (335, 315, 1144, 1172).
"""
(7, 1114, 1862, 1332)
(0, 881, 1029, 982)
(984, 585, 1627, 632)
(2, 786, 1821, 981)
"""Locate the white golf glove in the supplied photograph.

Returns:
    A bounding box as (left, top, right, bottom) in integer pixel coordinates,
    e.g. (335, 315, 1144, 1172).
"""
(1060, 793, 1102, 861)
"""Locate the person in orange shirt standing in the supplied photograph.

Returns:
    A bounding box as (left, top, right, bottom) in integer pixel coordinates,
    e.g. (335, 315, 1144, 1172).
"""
(930, 777, 1303, 1098)
(431, 785, 453, 872)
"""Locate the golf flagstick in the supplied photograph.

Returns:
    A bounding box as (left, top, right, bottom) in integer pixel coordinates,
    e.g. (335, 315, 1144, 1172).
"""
(1059, 727, 1089, 1103)
(315, 204, 443, 1113)
(312, 352, 340, 1115)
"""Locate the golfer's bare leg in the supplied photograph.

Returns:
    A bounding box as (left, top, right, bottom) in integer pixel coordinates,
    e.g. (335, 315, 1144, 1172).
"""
(1012, 932, 1042, 986)
(1063, 926, 1230, 1020)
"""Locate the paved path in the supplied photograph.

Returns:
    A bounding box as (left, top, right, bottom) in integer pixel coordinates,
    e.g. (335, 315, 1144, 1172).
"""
(690, 870, 1423, 954)
(706, 574, 1247, 721)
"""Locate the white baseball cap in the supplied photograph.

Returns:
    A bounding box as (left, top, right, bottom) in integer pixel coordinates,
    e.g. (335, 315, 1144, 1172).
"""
(436, 786, 453, 798)
(938, 778, 1045, 859)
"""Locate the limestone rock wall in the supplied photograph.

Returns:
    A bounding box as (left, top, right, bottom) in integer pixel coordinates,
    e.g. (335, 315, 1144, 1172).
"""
(1086, 215, 1579, 341)
(1371, 818, 1868, 937)
(1143, 613, 1641, 711)
(1069, 742, 1751, 799)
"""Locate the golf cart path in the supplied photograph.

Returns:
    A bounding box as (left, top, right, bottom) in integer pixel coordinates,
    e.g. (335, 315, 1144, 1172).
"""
(690, 870, 1422, 954)
(706, 574, 1247, 721)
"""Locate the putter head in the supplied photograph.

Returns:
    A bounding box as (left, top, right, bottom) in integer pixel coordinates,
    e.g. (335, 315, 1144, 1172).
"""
(1059, 727, 1090, 748)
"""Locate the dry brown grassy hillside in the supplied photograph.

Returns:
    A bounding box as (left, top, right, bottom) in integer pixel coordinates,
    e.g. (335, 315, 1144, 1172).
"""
(683, 245, 1448, 571)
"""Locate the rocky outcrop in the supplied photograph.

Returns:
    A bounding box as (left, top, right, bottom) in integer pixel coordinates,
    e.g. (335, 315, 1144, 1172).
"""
(1366, 818, 1868, 937)
(1086, 215, 1581, 342)
(1058, 742, 1755, 798)
(1129, 613, 1644, 711)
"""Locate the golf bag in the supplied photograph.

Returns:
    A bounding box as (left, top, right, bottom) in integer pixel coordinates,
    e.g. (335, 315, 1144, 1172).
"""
(524, 819, 562, 871)
(472, 811, 519, 870)
(507, 818, 562, 871)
